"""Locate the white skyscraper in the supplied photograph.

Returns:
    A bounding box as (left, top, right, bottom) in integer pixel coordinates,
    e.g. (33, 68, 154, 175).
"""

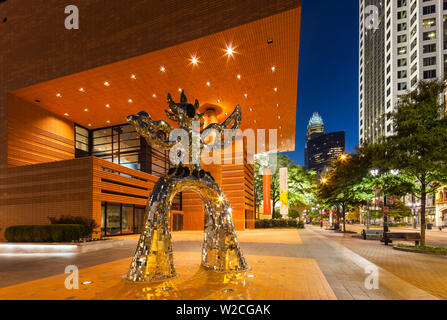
(359, 0, 447, 145)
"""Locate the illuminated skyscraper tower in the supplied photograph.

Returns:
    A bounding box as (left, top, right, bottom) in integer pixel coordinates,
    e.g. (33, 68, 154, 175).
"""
(305, 112, 325, 168)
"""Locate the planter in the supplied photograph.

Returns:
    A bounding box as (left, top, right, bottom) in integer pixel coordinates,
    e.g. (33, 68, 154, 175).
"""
(0, 239, 124, 254)
(393, 245, 447, 256)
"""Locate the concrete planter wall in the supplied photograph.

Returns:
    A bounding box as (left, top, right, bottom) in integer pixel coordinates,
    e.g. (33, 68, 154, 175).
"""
(0, 239, 124, 254)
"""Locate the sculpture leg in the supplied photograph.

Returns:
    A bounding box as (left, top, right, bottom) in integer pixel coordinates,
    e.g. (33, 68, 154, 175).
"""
(201, 194, 248, 272)
(126, 179, 176, 282)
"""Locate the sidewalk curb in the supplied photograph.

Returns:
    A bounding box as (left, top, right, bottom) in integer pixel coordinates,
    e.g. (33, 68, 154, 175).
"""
(308, 228, 439, 300)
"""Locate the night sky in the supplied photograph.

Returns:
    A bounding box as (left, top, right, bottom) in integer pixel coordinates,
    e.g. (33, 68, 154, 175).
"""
(285, 1, 359, 166)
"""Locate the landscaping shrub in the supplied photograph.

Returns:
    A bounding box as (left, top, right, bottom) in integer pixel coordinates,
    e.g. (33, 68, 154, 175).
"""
(48, 216, 98, 238)
(255, 219, 301, 229)
(297, 221, 305, 229)
(5, 225, 84, 243)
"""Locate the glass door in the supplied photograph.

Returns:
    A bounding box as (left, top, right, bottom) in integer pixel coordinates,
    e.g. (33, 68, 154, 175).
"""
(106, 203, 121, 235)
(134, 207, 146, 234)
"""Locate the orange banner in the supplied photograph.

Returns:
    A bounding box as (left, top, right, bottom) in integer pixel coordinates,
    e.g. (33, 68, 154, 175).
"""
(263, 169, 272, 215)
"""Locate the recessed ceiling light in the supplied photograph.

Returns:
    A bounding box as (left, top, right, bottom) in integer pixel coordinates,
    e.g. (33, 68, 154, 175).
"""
(236, 74, 241, 80)
(84, 108, 88, 112)
(81, 281, 93, 285)
(160, 66, 166, 72)
(128, 99, 133, 103)
(56, 93, 62, 98)
(104, 81, 110, 86)
(106, 120, 111, 124)
(206, 82, 211, 87)
(191, 55, 199, 65)
(244, 93, 248, 98)
(64, 113, 69, 116)
(88, 124, 92, 127)
(274, 88, 278, 92)
(105, 104, 110, 108)
(178, 88, 182, 92)
(249, 108, 253, 112)
(271, 66, 276, 72)
(225, 113, 228, 116)
(130, 74, 136, 79)
(79, 88, 85, 92)
(217, 99, 221, 103)
(278, 116, 281, 119)
(279, 125, 282, 129)
(226, 45, 234, 56)
(276, 104, 279, 108)
(254, 120, 257, 123)
(152, 94, 157, 98)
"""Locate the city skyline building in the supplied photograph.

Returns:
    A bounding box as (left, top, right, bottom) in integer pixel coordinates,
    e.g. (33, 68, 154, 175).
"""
(304, 112, 325, 168)
(359, 0, 447, 145)
(304, 112, 345, 175)
(306, 131, 345, 176)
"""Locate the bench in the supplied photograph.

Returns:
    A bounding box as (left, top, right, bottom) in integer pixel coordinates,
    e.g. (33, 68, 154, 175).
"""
(381, 232, 421, 246)
(362, 229, 383, 239)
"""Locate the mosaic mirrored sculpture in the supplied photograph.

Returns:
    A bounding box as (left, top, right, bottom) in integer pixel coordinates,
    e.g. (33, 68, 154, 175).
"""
(126, 91, 248, 282)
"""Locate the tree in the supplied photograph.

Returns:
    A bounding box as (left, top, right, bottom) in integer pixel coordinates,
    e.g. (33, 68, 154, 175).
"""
(288, 164, 317, 209)
(318, 152, 372, 232)
(367, 80, 447, 246)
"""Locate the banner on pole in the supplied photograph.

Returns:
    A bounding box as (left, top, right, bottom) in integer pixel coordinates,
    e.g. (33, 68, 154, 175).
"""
(279, 167, 288, 216)
(263, 169, 272, 215)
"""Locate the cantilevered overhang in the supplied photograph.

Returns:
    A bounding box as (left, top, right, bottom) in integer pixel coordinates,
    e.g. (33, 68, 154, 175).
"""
(10, 8, 301, 152)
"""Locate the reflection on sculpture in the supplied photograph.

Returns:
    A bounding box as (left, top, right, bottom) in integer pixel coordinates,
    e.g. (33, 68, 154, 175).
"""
(126, 91, 248, 282)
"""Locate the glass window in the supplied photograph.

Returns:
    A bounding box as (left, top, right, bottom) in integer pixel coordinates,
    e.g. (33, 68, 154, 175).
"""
(423, 31, 436, 40)
(423, 18, 436, 28)
(121, 205, 134, 234)
(75, 125, 89, 154)
(105, 203, 121, 236)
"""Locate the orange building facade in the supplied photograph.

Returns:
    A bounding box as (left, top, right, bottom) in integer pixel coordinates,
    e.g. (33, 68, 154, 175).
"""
(0, 0, 301, 238)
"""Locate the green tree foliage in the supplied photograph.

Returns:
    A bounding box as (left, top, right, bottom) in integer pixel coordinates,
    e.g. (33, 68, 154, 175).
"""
(318, 153, 371, 231)
(364, 80, 447, 245)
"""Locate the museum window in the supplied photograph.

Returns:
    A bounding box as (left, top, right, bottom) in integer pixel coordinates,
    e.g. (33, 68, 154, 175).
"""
(75, 123, 172, 177)
(101, 202, 146, 236)
(75, 124, 90, 158)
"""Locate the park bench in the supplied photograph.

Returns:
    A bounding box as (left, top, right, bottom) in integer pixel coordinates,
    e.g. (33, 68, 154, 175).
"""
(381, 232, 421, 246)
(362, 229, 383, 239)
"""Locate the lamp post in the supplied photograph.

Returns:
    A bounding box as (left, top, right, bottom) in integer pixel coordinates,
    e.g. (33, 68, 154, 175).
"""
(366, 200, 370, 230)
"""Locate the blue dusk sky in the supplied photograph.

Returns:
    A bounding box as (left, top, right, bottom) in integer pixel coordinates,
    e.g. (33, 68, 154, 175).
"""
(285, 1, 359, 166)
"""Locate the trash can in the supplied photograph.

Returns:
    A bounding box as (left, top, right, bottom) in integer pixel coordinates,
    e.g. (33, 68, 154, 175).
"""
(427, 223, 433, 230)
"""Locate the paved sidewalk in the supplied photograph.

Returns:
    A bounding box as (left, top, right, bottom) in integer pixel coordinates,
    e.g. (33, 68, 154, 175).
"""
(311, 226, 447, 299)
(0, 228, 440, 300)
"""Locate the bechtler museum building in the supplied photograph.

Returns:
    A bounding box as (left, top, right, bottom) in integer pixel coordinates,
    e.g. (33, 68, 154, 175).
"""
(0, 0, 301, 239)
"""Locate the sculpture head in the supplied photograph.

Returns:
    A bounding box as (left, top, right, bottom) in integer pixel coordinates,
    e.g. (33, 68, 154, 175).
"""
(165, 91, 204, 127)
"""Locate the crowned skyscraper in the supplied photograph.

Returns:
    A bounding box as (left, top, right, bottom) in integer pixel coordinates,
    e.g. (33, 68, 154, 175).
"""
(305, 112, 345, 175)
(305, 112, 325, 168)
